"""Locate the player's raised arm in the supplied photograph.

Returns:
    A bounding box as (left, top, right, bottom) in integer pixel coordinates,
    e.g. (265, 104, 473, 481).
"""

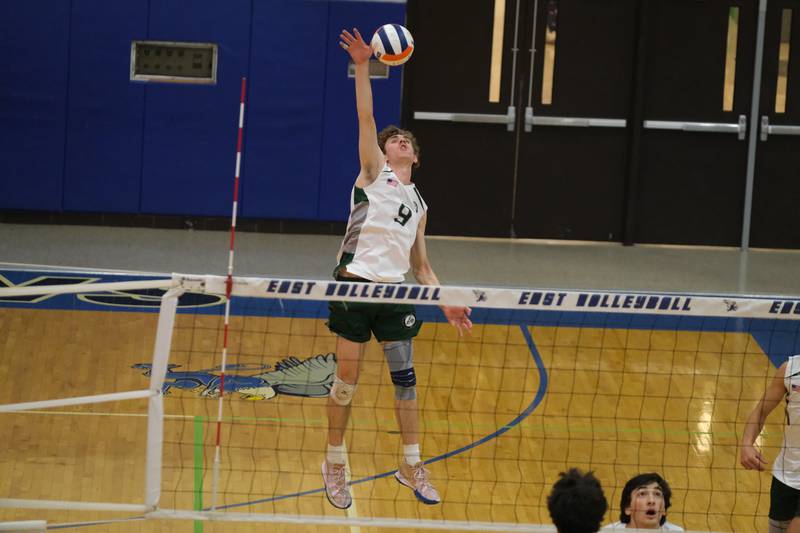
(741, 362, 787, 471)
(339, 28, 385, 183)
(409, 213, 472, 335)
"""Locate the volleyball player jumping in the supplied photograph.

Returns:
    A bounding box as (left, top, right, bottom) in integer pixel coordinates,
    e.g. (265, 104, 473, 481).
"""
(321, 27, 472, 510)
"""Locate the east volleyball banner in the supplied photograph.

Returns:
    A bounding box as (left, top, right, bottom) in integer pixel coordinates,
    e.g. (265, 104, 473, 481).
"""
(192, 274, 800, 320)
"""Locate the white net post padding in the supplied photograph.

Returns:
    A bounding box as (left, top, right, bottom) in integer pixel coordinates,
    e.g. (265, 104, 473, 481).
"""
(0, 521, 47, 532)
(145, 285, 184, 510)
(0, 499, 148, 512)
(147, 510, 727, 533)
(0, 279, 178, 298)
(0, 390, 155, 414)
(148, 509, 560, 532)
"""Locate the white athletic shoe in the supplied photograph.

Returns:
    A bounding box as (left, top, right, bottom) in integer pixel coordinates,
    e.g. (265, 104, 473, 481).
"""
(395, 461, 441, 505)
(322, 461, 352, 509)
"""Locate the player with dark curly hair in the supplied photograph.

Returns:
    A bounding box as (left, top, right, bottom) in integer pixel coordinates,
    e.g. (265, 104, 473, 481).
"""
(603, 473, 683, 530)
(548, 468, 608, 533)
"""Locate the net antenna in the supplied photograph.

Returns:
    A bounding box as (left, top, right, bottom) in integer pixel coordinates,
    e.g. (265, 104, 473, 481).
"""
(210, 76, 248, 510)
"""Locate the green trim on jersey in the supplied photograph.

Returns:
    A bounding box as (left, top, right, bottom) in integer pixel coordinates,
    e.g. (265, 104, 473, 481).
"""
(333, 252, 355, 277)
(353, 186, 368, 204)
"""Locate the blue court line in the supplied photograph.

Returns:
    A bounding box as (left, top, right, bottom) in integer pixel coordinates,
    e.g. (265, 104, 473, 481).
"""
(210, 323, 548, 511)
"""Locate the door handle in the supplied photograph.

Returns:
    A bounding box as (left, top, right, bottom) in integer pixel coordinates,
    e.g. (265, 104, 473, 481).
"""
(760, 115, 800, 141)
(413, 106, 516, 132)
(644, 115, 747, 140)
(524, 107, 626, 131)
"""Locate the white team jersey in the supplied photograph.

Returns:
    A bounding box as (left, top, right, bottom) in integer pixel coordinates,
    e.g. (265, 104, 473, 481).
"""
(603, 521, 683, 531)
(336, 164, 427, 283)
(774, 354, 800, 489)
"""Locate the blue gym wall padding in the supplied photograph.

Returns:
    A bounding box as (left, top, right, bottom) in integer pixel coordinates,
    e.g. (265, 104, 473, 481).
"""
(64, 0, 147, 213)
(140, 0, 252, 216)
(0, 0, 404, 222)
(0, 1, 71, 210)
(242, 0, 329, 220)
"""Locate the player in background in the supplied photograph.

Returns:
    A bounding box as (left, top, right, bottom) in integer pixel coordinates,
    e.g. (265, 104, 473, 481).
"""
(547, 468, 608, 533)
(741, 358, 800, 533)
(603, 473, 683, 530)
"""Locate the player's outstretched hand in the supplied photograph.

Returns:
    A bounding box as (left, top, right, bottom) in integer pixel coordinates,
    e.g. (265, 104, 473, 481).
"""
(443, 306, 472, 336)
(339, 28, 372, 65)
(740, 444, 768, 471)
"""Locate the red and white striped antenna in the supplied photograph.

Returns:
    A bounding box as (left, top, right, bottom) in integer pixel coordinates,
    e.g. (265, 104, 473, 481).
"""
(211, 77, 247, 510)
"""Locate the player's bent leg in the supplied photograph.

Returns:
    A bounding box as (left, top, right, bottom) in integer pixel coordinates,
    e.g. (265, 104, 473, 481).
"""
(327, 336, 364, 444)
(385, 340, 417, 400)
(323, 336, 364, 509)
(383, 340, 440, 504)
(334, 334, 365, 384)
(384, 340, 420, 443)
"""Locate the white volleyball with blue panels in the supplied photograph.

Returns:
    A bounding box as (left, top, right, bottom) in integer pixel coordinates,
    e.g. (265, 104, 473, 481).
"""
(370, 24, 414, 66)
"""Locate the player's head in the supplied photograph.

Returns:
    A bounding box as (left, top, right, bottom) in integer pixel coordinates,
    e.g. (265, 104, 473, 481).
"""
(547, 468, 607, 533)
(619, 473, 672, 528)
(378, 125, 420, 168)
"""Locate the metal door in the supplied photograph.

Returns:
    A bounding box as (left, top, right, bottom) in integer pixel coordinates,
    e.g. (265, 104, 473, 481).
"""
(514, 0, 637, 240)
(634, 1, 757, 246)
(403, 0, 520, 237)
(404, 0, 639, 239)
(750, 1, 800, 248)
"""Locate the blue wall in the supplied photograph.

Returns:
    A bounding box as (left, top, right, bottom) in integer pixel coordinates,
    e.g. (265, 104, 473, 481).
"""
(0, 0, 406, 222)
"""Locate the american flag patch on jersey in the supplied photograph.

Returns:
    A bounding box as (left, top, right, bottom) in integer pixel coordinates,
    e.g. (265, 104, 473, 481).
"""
(792, 383, 800, 392)
(386, 178, 398, 187)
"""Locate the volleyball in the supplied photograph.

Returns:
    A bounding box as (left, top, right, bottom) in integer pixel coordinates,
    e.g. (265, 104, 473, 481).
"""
(370, 24, 414, 66)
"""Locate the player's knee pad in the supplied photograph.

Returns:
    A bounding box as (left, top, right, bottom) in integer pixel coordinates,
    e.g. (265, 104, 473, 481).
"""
(330, 376, 356, 406)
(384, 340, 413, 369)
(769, 518, 791, 533)
(390, 367, 417, 400)
(384, 340, 417, 400)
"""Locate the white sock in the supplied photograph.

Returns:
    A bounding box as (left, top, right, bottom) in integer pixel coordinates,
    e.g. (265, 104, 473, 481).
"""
(327, 444, 347, 465)
(404, 443, 421, 466)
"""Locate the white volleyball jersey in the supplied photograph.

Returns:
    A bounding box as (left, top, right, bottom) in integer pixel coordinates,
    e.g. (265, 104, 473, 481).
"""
(774, 355, 800, 488)
(603, 521, 683, 531)
(336, 164, 427, 283)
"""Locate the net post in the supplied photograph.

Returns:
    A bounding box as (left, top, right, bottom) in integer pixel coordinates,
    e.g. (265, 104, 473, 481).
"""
(145, 286, 185, 510)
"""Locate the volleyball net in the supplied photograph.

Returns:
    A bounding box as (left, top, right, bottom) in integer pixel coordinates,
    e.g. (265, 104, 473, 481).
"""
(1, 270, 799, 532)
